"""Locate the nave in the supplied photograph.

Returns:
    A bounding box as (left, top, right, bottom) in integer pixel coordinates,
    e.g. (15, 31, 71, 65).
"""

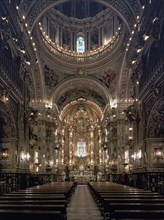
(67, 185, 103, 220)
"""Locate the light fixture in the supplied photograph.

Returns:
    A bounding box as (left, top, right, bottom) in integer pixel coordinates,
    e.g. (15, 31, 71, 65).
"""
(137, 149, 142, 159)
(0, 88, 9, 102)
(25, 61, 30, 65)
(154, 148, 162, 160)
(152, 17, 158, 24)
(132, 60, 137, 64)
(1, 16, 8, 21)
(19, 48, 26, 54)
(1, 148, 9, 160)
(20, 151, 30, 161)
(143, 34, 149, 41)
(136, 48, 143, 53)
(131, 152, 136, 160)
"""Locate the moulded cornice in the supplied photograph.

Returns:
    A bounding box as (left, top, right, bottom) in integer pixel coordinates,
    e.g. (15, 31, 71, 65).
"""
(36, 24, 127, 73)
(20, 0, 141, 33)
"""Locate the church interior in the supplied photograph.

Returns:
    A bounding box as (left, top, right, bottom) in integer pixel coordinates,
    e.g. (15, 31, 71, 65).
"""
(0, 0, 164, 219)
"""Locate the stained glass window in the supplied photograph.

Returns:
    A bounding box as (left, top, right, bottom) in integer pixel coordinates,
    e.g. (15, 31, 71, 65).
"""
(76, 36, 85, 53)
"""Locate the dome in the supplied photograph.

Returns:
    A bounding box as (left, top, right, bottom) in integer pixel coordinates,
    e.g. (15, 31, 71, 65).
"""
(37, 1, 123, 63)
(54, 1, 107, 19)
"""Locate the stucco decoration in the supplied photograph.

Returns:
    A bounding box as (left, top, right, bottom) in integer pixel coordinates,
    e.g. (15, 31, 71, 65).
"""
(97, 68, 116, 89)
(0, 103, 16, 138)
(147, 102, 164, 138)
(57, 88, 106, 110)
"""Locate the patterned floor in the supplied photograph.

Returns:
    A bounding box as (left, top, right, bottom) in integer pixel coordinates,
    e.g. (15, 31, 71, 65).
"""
(67, 184, 103, 220)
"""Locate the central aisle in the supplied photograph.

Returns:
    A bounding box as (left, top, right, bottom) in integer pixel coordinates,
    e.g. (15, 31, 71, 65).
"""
(67, 184, 103, 220)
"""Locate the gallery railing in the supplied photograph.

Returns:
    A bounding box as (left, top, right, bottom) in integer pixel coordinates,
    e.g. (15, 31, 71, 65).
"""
(41, 27, 122, 63)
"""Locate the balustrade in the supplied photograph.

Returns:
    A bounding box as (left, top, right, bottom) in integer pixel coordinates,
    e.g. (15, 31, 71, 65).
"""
(41, 27, 122, 63)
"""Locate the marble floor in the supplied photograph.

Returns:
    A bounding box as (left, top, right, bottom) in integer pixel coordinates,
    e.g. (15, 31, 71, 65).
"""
(67, 184, 103, 220)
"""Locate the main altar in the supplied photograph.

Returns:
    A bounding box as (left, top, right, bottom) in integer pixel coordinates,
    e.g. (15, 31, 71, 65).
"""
(69, 169, 95, 184)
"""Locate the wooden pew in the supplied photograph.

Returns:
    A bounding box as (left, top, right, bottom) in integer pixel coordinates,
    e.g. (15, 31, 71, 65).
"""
(104, 202, 164, 220)
(108, 202, 164, 210)
(0, 182, 76, 220)
(0, 195, 66, 200)
(96, 192, 163, 211)
(9, 181, 76, 201)
(102, 198, 164, 219)
(0, 204, 66, 219)
(0, 209, 62, 220)
(112, 210, 164, 220)
(0, 199, 67, 206)
(0, 189, 68, 219)
(88, 181, 164, 220)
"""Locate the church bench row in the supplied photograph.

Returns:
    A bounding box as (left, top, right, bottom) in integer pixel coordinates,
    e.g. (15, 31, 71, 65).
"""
(3, 181, 77, 201)
(0, 196, 67, 219)
(112, 210, 164, 220)
(0, 199, 67, 205)
(88, 182, 164, 220)
(0, 182, 76, 220)
(0, 209, 62, 220)
(103, 202, 164, 219)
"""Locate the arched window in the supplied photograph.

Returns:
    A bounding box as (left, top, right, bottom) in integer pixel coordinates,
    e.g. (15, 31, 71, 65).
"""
(76, 36, 85, 53)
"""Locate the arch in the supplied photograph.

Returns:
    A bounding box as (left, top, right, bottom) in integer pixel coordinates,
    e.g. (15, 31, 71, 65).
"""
(59, 98, 104, 122)
(50, 76, 111, 109)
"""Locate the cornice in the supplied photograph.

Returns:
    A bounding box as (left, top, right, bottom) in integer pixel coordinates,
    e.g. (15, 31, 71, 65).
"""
(48, 7, 112, 30)
(35, 23, 128, 73)
(19, 0, 141, 32)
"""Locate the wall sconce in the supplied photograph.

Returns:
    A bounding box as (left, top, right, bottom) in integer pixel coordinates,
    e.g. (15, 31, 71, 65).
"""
(154, 148, 162, 160)
(0, 88, 9, 103)
(143, 34, 149, 41)
(0, 148, 9, 160)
